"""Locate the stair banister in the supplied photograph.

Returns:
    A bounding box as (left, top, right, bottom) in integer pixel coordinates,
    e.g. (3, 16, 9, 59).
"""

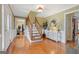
(35, 17, 42, 36)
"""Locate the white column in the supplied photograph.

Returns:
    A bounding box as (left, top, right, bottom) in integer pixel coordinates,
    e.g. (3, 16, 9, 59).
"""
(64, 14, 66, 44)
(2, 4, 4, 51)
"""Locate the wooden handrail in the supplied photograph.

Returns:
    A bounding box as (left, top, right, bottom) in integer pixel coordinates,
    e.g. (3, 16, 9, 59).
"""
(35, 17, 42, 36)
(35, 17, 42, 27)
(35, 22, 42, 36)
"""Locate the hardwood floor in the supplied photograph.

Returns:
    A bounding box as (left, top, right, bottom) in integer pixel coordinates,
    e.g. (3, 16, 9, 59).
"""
(7, 34, 65, 54)
(66, 40, 76, 48)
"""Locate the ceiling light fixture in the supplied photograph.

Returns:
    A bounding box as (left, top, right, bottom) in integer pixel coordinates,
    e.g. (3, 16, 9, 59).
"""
(36, 5, 44, 12)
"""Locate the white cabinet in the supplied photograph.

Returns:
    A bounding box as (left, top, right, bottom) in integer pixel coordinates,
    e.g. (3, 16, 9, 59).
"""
(45, 30, 64, 43)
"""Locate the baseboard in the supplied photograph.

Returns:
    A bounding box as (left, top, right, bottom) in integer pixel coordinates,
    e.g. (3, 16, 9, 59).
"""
(47, 37, 57, 42)
(0, 51, 7, 54)
(47, 37, 65, 45)
(66, 40, 73, 42)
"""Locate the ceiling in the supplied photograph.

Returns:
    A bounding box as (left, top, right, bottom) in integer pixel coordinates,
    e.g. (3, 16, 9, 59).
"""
(10, 4, 78, 18)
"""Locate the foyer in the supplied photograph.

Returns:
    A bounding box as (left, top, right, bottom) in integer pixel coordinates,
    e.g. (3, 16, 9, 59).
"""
(0, 4, 79, 54)
(7, 32, 65, 54)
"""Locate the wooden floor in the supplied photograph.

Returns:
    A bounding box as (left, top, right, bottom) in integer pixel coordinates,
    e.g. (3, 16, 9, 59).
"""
(66, 41, 76, 48)
(7, 34, 65, 54)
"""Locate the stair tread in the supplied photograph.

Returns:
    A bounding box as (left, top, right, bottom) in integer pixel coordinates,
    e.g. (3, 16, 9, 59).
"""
(32, 36, 41, 38)
(32, 38, 41, 40)
(32, 34, 40, 36)
(32, 32, 39, 34)
(32, 39, 42, 42)
(32, 35, 40, 36)
(32, 30, 38, 32)
(33, 36, 41, 37)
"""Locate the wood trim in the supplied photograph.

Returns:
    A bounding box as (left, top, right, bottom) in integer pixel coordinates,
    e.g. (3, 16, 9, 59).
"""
(35, 22, 42, 35)
(66, 40, 74, 42)
(15, 16, 26, 19)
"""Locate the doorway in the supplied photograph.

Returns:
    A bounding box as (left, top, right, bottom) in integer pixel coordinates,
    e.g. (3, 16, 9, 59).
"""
(72, 16, 77, 42)
(65, 11, 79, 48)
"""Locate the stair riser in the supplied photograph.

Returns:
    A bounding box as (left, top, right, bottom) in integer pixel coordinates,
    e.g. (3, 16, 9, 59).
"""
(31, 24, 41, 41)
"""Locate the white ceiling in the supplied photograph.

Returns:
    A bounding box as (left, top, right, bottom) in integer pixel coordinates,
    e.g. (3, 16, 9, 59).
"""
(10, 4, 78, 17)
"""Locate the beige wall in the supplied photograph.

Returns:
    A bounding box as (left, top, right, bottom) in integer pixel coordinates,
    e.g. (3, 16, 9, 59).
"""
(46, 5, 79, 31)
(28, 11, 37, 23)
(47, 12, 64, 30)
(36, 17, 47, 27)
(12, 14, 15, 29)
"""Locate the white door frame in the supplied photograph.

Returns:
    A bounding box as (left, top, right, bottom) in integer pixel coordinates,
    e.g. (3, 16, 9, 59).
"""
(64, 9, 79, 43)
(2, 4, 4, 51)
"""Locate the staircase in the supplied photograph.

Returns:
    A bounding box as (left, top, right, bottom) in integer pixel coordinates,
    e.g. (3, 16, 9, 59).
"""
(26, 16, 42, 42)
(32, 24, 42, 42)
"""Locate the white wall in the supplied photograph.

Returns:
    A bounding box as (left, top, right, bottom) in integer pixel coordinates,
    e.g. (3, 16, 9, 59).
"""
(15, 17, 26, 29)
(0, 4, 2, 51)
(3, 5, 15, 51)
